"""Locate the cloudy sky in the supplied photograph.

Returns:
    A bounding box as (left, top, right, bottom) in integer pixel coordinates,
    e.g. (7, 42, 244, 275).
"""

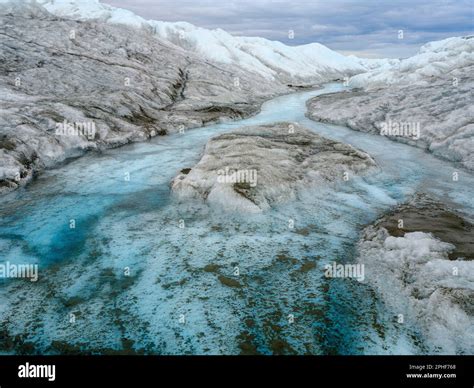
(104, 0, 473, 58)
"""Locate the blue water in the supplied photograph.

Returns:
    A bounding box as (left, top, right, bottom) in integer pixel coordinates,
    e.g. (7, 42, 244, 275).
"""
(0, 83, 472, 354)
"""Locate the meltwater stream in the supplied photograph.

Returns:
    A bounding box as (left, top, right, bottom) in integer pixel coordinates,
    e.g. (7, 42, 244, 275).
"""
(0, 83, 473, 354)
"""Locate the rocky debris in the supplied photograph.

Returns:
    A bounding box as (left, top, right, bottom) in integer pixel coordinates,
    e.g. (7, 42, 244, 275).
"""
(357, 194, 474, 354)
(0, 2, 287, 195)
(171, 123, 376, 212)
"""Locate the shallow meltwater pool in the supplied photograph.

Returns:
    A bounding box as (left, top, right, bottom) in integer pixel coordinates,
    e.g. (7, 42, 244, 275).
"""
(0, 83, 472, 355)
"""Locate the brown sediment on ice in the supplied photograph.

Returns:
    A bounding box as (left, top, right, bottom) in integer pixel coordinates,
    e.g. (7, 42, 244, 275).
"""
(171, 122, 377, 212)
(371, 193, 473, 260)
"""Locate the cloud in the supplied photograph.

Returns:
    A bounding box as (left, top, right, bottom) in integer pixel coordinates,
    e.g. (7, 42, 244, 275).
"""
(103, 0, 474, 57)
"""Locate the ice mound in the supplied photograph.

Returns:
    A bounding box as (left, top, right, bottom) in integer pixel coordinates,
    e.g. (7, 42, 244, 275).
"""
(171, 123, 376, 212)
(357, 195, 474, 354)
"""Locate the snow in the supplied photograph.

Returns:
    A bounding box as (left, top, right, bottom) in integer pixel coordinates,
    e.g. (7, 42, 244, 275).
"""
(39, 0, 146, 26)
(349, 36, 474, 89)
(358, 227, 474, 354)
(1, 78, 473, 353)
(233, 38, 366, 79)
(306, 52, 474, 170)
(347, 55, 400, 71)
(0, 2, 287, 194)
(34, 0, 367, 82)
(10, 1, 474, 87)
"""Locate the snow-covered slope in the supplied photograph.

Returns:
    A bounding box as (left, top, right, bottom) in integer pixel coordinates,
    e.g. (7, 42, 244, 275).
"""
(347, 55, 400, 71)
(306, 70, 474, 170)
(0, 1, 285, 194)
(307, 35, 474, 170)
(350, 36, 474, 89)
(357, 195, 474, 354)
(35, 0, 367, 83)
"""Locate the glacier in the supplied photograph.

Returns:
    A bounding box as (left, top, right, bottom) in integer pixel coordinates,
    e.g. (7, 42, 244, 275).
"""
(0, 0, 472, 357)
